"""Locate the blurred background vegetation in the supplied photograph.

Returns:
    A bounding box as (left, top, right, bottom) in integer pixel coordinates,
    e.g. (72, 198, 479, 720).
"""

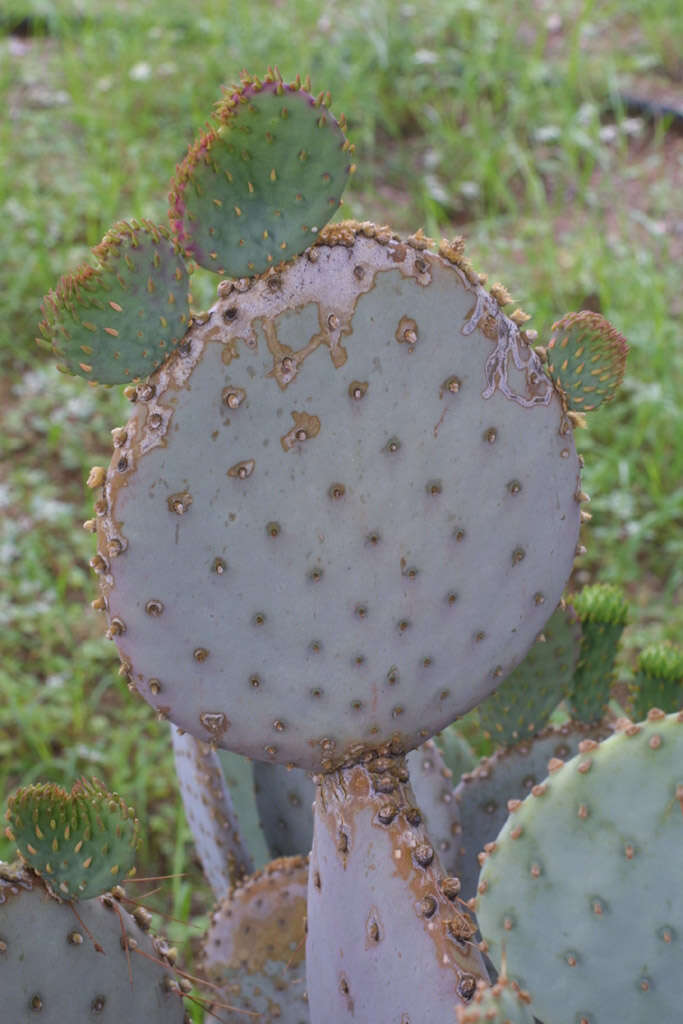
(1, 0, 681, 1010)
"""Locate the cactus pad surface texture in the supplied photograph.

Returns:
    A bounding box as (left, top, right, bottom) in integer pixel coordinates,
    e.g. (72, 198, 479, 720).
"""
(5, 778, 139, 901)
(200, 854, 309, 1023)
(169, 69, 353, 278)
(38, 220, 190, 386)
(0, 862, 184, 1023)
(476, 710, 683, 1023)
(456, 976, 535, 1023)
(95, 223, 582, 771)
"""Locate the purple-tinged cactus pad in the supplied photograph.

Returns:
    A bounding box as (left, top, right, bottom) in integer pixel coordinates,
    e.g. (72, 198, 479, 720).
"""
(306, 755, 489, 1019)
(169, 69, 353, 278)
(171, 725, 253, 898)
(200, 855, 309, 1023)
(0, 864, 184, 1023)
(38, 220, 190, 386)
(476, 710, 683, 1024)
(94, 223, 582, 770)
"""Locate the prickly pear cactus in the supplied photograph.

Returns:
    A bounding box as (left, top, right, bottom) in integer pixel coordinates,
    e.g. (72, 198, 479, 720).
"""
(567, 582, 628, 724)
(37, 220, 190, 385)
(93, 223, 582, 771)
(171, 726, 253, 898)
(456, 975, 535, 1023)
(477, 602, 582, 745)
(0, 862, 186, 1022)
(4, 778, 139, 901)
(475, 710, 683, 1023)
(200, 855, 309, 1023)
(217, 749, 271, 869)
(306, 753, 489, 1019)
(545, 310, 628, 412)
(630, 643, 683, 720)
(253, 760, 314, 858)
(169, 68, 353, 277)
(453, 723, 602, 902)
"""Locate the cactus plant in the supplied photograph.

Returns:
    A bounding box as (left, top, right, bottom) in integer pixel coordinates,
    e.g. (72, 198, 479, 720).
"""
(475, 710, 683, 1023)
(24, 65, 655, 1021)
(0, 861, 187, 1023)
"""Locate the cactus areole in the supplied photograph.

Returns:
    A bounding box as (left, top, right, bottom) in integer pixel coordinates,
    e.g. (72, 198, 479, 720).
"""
(95, 222, 582, 770)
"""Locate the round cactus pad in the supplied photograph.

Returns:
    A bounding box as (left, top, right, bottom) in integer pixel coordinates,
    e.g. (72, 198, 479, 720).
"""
(38, 221, 190, 386)
(476, 711, 683, 1023)
(95, 225, 581, 770)
(169, 71, 352, 277)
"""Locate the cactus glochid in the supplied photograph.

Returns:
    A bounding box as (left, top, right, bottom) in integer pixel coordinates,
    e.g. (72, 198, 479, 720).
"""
(21, 63, 658, 1022)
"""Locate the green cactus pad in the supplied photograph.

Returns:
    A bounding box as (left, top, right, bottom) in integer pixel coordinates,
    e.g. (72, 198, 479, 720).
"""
(456, 976, 535, 1023)
(94, 224, 582, 771)
(453, 722, 607, 902)
(170, 725, 253, 898)
(37, 220, 190, 386)
(4, 778, 139, 901)
(567, 583, 628, 724)
(630, 643, 683, 720)
(478, 602, 582, 746)
(200, 855, 309, 1023)
(169, 68, 353, 277)
(435, 725, 477, 781)
(0, 863, 184, 1023)
(217, 750, 271, 870)
(476, 710, 683, 1024)
(546, 310, 628, 412)
(307, 754, 489, 1019)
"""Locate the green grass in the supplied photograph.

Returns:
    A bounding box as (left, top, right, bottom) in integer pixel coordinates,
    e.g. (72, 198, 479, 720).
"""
(1, 0, 682, 1017)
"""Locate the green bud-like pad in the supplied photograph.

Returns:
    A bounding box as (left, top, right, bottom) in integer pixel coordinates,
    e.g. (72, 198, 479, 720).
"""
(546, 310, 628, 412)
(169, 69, 353, 277)
(476, 710, 683, 1024)
(567, 582, 628, 724)
(4, 778, 139, 900)
(37, 220, 190, 385)
(630, 643, 683, 720)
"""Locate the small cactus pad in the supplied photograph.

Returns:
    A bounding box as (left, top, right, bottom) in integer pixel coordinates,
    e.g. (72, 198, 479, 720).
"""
(630, 643, 683, 720)
(4, 778, 139, 900)
(0, 863, 184, 1022)
(306, 755, 489, 1019)
(567, 582, 628, 724)
(545, 310, 628, 412)
(435, 725, 477, 781)
(456, 976, 535, 1024)
(453, 723, 608, 901)
(169, 69, 353, 277)
(477, 602, 582, 746)
(171, 725, 253, 898)
(38, 220, 190, 385)
(200, 855, 309, 1023)
(476, 710, 683, 1023)
(94, 224, 582, 770)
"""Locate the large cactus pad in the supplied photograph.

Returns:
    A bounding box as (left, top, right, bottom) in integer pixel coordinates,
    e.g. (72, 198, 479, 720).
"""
(38, 220, 190, 386)
(169, 69, 353, 277)
(93, 224, 581, 770)
(5, 778, 139, 901)
(476, 710, 683, 1023)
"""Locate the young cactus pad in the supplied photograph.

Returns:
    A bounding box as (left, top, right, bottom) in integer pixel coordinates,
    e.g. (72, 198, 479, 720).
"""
(630, 643, 683, 720)
(0, 863, 184, 1023)
(169, 69, 353, 278)
(545, 310, 628, 412)
(4, 778, 139, 901)
(37, 220, 190, 386)
(475, 710, 683, 1023)
(567, 582, 628, 724)
(94, 224, 582, 771)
